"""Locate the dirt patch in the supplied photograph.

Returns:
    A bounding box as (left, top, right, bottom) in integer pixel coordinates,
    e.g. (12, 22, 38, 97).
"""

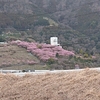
(0, 69, 100, 100)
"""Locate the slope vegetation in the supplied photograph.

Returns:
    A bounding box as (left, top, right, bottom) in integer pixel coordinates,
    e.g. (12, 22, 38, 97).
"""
(0, 0, 100, 68)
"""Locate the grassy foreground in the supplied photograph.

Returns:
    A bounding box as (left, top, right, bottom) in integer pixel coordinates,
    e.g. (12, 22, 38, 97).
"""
(0, 69, 100, 100)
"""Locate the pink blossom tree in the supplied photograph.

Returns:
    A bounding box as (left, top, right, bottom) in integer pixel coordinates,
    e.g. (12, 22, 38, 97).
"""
(10, 40, 75, 62)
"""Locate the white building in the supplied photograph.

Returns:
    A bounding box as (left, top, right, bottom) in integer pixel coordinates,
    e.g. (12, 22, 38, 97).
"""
(50, 37, 60, 46)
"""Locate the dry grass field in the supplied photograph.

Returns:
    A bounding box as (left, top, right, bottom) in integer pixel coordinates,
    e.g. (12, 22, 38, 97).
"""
(0, 43, 48, 70)
(0, 69, 100, 100)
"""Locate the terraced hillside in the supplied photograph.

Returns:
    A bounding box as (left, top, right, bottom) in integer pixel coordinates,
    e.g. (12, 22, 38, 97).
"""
(0, 43, 48, 70)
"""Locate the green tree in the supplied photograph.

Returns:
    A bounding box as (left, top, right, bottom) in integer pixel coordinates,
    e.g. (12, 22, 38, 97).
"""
(47, 58, 56, 65)
(0, 36, 5, 42)
(84, 53, 89, 58)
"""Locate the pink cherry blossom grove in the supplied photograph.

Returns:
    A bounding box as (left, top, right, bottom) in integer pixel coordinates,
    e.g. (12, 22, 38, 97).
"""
(10, 40, 75, 61)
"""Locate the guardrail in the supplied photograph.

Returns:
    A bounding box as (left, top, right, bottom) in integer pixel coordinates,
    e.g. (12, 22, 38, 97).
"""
(1, 67, 100, 76)
(0, 70, 22, 73)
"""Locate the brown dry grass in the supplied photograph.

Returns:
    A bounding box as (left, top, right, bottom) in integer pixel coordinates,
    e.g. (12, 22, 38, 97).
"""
(0, 69, 100, 100)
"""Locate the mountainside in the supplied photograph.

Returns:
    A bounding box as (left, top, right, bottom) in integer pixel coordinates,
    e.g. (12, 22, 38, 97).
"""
(0, 0, 100, 67)
(0, 0, 100, 27)
(1, 0, 100, 28)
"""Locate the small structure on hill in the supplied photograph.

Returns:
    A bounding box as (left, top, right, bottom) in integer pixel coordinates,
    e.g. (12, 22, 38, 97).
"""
(50, 37, 60, 46)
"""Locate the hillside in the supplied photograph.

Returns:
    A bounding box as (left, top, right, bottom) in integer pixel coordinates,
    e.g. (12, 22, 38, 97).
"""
(0, 0, 100, 68)
(0, 69, 100, 100)
(0, 42, 49, 70)
(0, 41, 98, 70)
(0, 40, 76, 70)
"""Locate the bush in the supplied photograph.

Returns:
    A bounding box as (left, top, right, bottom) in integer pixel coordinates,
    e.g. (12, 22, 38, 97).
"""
(84, 53, 89, 58)
(47, 58, 56, 65)
(0, 36, 5, 42)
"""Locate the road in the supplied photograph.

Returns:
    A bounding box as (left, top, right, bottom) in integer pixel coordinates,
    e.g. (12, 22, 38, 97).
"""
(1, 67, 100, 76)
